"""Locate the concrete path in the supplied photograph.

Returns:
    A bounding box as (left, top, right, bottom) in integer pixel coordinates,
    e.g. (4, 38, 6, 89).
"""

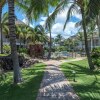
(36, 58, 85, 100)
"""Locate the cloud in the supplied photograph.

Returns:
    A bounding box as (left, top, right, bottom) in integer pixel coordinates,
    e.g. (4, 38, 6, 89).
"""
(39, 4, 81, 38)
(51, 22, 79, 38)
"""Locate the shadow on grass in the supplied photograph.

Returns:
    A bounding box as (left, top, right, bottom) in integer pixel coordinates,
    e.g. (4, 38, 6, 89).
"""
(0, 63, 46, 100)
(61, 60, 100, 100)
(73, 82, 100, 100)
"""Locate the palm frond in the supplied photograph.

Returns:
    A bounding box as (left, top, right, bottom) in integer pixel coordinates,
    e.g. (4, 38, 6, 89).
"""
(86, 0, 100, 20)
(63, 2, 78, 30)
(45, 0, 69, 31)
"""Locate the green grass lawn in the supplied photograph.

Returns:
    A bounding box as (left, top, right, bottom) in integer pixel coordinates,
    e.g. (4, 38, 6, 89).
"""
(61, 59, 100, 100)
(0, 63, 46, 100)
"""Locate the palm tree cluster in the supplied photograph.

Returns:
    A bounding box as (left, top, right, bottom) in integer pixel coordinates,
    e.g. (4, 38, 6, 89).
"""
(0, 0, 100, 84)
(0, 0, 50, 84)
(45, 0, 100, 70)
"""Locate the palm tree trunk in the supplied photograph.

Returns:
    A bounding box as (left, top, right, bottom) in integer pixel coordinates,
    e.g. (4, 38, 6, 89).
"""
(0, 7, 3, 54)
(48, 30, 52, 59)
(81, 9, 94, 70)
(81, 40, 83, 57)
(8, 0, 22, 84)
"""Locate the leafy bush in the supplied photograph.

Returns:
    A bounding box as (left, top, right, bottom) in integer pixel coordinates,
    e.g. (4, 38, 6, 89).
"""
(56, 46, 66, 52)
(91, 47, 100, 67)
(3, 45, 11, 54)
(18, 48, 28, 54)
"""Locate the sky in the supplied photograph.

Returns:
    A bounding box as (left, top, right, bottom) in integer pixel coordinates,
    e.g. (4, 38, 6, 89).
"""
(2, 3, 82, 39)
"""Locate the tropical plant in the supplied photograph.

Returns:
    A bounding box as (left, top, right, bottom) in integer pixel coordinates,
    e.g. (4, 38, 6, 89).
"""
(34, 25, 48, 44)
(76, 32, 84, 56)
(91, 47, 100, 68)
(3, 44, 11, 54)
(45, 0, 98, 70)
(55, 34, 63, 46)
(8, 0, 22, 84)
(20, 0, 60, 59)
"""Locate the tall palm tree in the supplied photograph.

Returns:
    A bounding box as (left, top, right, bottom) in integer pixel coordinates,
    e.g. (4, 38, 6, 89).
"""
(8, 0, 22, 84)
(0, 0, 6, 54)
(20, 0, 59, 59)
(45, 0, 96, 70)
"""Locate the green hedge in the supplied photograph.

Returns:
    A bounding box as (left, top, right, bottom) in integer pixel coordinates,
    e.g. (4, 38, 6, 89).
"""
(91, 47, 100, 67)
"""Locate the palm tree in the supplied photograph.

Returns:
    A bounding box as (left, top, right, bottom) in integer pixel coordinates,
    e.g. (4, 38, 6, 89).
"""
(34, 25, 48, 44)
(55, 34, 63, 46)
(16, 25, 24, 47)
(21, 0, 59, 21)
(8, 0, 22, 84)
(45, 0, 95, 70)
(20, 0, 59, 59)
(0, 0, 6, 54)
(77, 32, 84, 56)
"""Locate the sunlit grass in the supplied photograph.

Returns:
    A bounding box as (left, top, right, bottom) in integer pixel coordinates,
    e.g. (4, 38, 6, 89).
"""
(61, 59, 100, 100)
(0, 54, 8, 56)
(0, 63, 46, 100)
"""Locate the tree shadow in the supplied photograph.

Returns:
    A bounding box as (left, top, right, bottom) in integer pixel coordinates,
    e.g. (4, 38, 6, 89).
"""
(61, 61, 100, 100)
(0, 63, 46, 100)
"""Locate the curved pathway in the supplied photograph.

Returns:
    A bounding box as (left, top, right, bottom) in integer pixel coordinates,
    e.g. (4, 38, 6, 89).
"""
(36, 57, 85, 100)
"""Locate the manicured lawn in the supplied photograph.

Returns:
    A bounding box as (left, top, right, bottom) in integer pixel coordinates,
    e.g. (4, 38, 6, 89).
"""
(60, 59, 100, 100)
(0, 63, 46, 100)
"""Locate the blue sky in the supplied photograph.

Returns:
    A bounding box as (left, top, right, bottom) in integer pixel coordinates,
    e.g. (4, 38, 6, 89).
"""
(2, 4, 81, 38)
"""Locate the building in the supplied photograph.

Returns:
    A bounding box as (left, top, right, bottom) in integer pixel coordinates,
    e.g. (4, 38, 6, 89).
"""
(68, 33, 100, 51)
(0, 19, 26, 53)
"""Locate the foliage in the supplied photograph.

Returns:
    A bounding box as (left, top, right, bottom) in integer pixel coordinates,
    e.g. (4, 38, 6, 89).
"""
(18, 47, 28, 54)
(56, 46, 66, 52)
(61, 59, 100, 100)
(0, 63, 46, 100)
(91, 47, 100, 67)
(3, 44, 11, 54)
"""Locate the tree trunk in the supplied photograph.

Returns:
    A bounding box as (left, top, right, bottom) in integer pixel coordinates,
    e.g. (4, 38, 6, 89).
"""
(81, 9, 94, 70)
(0, 7, 3, 54)
(81, 40, 84, 57)
(8, 0, 22, 84)
(48, 30, 52, 59)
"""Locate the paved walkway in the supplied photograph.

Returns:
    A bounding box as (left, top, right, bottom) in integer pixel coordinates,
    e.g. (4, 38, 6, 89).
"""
(36, 58, 85, 100)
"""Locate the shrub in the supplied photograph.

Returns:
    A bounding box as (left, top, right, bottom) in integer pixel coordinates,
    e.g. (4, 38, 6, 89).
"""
(56, 46, 66, 52)
(18, 48, 28, 54)
(3, 44, 11, 54)
(91, 47, 100, 67)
